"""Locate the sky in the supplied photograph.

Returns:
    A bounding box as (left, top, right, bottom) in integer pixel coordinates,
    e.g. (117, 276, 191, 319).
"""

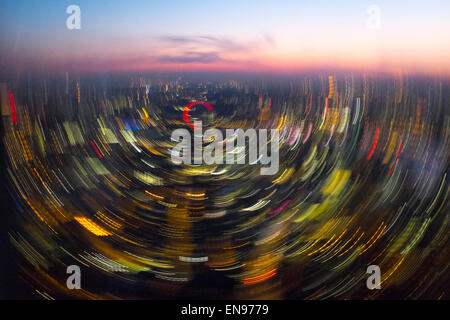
(1, 0, 450, 75)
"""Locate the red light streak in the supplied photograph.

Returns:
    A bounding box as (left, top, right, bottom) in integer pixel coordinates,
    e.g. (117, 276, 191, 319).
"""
(90, 140, 103, 159)
(388, 143, 402, 176)
(242, 269, 277, 285)
(367, 128, 380, 160)
(8, 90, 17, 125)
(182, 101, 213, 129)
(269, 199, 290, 215)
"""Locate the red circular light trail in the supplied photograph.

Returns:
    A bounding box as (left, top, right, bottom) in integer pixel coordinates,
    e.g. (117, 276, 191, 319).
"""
(182, 101, 213, 129)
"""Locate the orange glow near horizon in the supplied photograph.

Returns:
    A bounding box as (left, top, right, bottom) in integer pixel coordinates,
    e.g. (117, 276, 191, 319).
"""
(3, 1, 450, 76)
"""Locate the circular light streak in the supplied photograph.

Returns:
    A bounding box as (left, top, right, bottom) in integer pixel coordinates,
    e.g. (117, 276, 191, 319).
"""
(182, 101, 213, 129)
